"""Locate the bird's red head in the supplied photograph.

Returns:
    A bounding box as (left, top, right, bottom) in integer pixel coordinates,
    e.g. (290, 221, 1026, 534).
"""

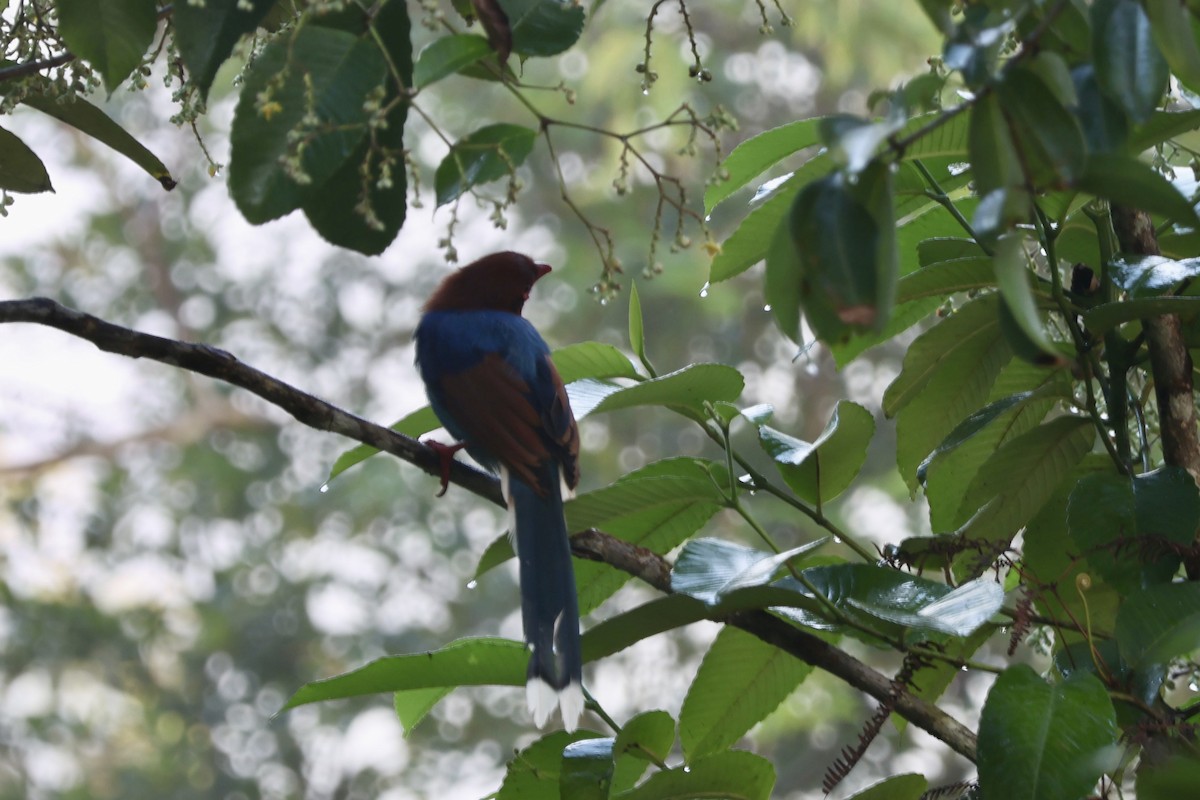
(423, 251, 552, 315)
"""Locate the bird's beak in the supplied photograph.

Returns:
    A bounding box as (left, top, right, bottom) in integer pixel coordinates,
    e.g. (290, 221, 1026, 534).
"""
(535, 263, 552, 280)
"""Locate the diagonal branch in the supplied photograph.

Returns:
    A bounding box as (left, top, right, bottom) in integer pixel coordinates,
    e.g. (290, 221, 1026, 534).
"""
(0, 296, 978, 762)
(570, 528, 980, 763)
(0, 296, 503, 504)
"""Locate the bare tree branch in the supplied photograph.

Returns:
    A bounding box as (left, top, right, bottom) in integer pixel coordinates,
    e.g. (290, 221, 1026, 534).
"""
(570, 529, 980, 764)
(0, 296, 503, 504)
(1, 296, 978, 763)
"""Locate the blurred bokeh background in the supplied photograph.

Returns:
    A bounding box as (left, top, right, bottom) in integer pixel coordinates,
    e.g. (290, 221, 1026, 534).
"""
(0, 1, 983, 797)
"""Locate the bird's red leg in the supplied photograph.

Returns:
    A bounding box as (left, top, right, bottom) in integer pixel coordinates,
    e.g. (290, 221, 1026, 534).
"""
(423, 439, 467, 497)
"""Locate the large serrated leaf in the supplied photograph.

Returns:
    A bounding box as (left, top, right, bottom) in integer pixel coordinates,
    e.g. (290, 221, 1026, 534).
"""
(705, 118, 822, 213)
(281, 637, 527, 710)
(304, 0, 412, 255)
(957, 416, 1095, 542)
(709, 154, 831, 284)
(978, 666, 1118, 800)
(174, 0, 277, 98)
(615, 750, 775, 800)
(923, 375, 1067, 531)
(896, 255, 995, 303)
(588, 364, 743, 414)
(500, 0, 585, 57)
(57, 0, 156, 94)
(680, 627, 812, 760)
(997, 67, 1088, 188)
(1116, 582, 1200, 671)
(758, 400, 874, 506)
(414, 34, 492, 87)
(885, 293, 1004, 416)
(435, 123, 537, 206)
(614, 710, 676, 764)
(498, 730, 604, 800)
(229, 26, 387, 224)
(581, 595, 712, 663)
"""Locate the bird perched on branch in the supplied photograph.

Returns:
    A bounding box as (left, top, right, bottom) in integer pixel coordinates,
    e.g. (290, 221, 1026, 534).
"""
(414, 251, 583, 731)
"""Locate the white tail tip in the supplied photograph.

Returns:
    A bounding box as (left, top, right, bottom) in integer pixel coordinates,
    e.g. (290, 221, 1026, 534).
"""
(527, 678, 584, 732)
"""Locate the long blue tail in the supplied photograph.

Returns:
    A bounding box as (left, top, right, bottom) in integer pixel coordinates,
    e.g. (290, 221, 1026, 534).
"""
(506, 465, 583, 731)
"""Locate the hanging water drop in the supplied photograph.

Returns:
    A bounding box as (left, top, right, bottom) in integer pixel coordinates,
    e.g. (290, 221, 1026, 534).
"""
(763, 304, 772, 312)
(319, 483, 330, 494)
(699, 282, 710, 298)
(467, 580, 478, 590)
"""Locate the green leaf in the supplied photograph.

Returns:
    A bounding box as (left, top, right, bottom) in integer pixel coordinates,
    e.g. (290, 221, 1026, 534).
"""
(886, 294, 1011, 490)
(57, 0, 156, 93)
(1137, 755, 1200, 799)
(786, 161, 897, 343)
(1073, 65, 1131, 155)
(326, 405, 440, 483)
(843, 774, 928, 800)
(614, 750, 775, 800)
(571, 459, 727, 614)
(969, 92, 1023, 194)
(1067, 471, 1193, 593)
(500, 0, 586, 57)
(414, 34, 492, 87)
(628, 282, 649, 372)
(0, 125, 52, 193)
(764, 209, 804, 342)
(758, 400, 875, 506)
(393, 687, 451, 735)
(992, 232, 1059, 358)
(581, 595, 713, 662)
(498, 731, 604, 800)
(885, 293, 1005, 416)
(1111, 255, 1200, 296)
(1130, 109, 1200, 152)
(588, 364, 744, 415)
(977, 666, 1118, 800)
(229, 26, 387, 224)
(20, 95, 173, 188)
(281, 637, 527, 711)
(435, 123, 537, 206)
(174, 0, 277, 98)
(553, 341, 641, 383)
(1092, 0, 1169, 123)
(1076, 154, 1200, 227)
(1116, 582, 1200, 671)
(958, 416, 1095, 544)
(996, 67, 1088, 188)
(680, 627, 812, 761)
(671, 538, 829, 606)
(1145, 0, 1200, 94)
(561, 738, 614, 800)
(303, 0, 412, 255)
(614, 710, 676, 764)
(708, 154, 830, 284)
(1083, 296, 1200, 335)
(896, 255, 995, 303)
(705, 119, 822, 213)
